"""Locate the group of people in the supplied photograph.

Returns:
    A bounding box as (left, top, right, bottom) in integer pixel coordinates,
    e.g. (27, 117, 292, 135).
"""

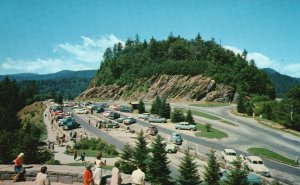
(73, 148, 86, 162)
(83, 153, 145, 185)
(13, 152, 145, 185)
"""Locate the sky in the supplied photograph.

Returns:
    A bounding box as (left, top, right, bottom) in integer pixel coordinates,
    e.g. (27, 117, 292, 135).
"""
(1, 0, 300, 77)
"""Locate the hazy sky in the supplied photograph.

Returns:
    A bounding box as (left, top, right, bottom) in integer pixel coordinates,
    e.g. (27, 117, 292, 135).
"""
(1, 0, 300, 77)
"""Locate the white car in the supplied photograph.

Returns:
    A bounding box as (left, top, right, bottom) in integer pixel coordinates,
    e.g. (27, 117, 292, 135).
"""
(246, 156, 270, 176)
(221, 149, 237, 163)
(74, 108, 89, 114)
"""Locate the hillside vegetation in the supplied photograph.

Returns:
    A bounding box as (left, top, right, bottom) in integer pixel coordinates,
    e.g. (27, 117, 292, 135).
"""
(91, 34, 275, 99)
(262, 68, 300, 97)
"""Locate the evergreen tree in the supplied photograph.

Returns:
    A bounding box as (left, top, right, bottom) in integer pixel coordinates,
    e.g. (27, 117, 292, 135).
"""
(133, 130, 149, 172)
(55, 94, 63, 104)
(138, 99, 146, 114)
(165, 102, 171, 119)
(223, 158, 249, 185)
(171, 108, 185, 122)
(245, 100, 253, 116)
(147, 135, 172, 185)
(237, 92, 246, 113)
(159, 98, 171, 118)
(119, 143, 136, 174)
(185, 109, 195, 125)
(178, 149, 201, 185)
(203, 149, 220, 185)
(150, 96, 161, 115)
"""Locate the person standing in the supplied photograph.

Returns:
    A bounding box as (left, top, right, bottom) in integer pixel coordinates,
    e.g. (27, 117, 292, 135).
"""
(130, 164, 145, 185)
(81, 151, 86, 162)
(83, 164, 94, 185)
(93, 153, 106, 185)
(73, 148, 77, 160)
(36, 166, 50, 185)
(110, 162, 122, 185)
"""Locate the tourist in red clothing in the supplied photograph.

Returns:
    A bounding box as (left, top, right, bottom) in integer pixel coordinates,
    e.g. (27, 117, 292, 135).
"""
(83, 163, 94, 185)
(13, 153, 24, 174)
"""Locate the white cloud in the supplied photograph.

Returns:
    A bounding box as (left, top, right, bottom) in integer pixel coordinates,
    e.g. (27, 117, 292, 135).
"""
(0, 34, 124, 75)
(55, 34, 124, 63)
(224, 45, 300, 77)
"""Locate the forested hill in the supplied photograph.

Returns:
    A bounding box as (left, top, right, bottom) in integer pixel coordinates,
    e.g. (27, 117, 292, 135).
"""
(262, 68, 300, 97)
(0, 70, 96, 81)
(91, 34, 275, 100)
(0, 70, 97, 100)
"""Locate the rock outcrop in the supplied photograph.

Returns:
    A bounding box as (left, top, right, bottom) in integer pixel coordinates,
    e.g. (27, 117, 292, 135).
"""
(77, 75, 235, 102)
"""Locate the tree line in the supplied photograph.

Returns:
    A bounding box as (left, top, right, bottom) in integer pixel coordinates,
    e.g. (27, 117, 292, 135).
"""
(92, 33, 275, 99)
(0, 77, 52, 164)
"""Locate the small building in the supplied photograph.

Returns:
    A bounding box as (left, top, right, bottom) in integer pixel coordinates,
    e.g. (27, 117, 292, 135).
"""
(129, 101, 139, 110)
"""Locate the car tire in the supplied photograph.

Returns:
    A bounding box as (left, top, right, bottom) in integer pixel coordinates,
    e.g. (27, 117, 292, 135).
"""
(167, 149, 173, 154)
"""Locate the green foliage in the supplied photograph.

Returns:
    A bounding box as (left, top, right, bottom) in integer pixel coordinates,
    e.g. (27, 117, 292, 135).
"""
(178, 149, 201, 185)
(92, 34, 275, 99)
(223, 158, 249, 185)
(74, 138, 119, 156)
(119, 144, 136, 174)
(44, 158, 61, 165)
(205, 123, 212, 132)
(133, 130, 149, 172)
(138, 100, 146, 114)
(55, 94, 63, 104)
(171, 108, 185, 122)
(237, 92, 246, 113)
(185, 109, 195, 125)
(150, 96, 161, 115)
(203, 149, 220, 185)
(147, 135, 172, 185)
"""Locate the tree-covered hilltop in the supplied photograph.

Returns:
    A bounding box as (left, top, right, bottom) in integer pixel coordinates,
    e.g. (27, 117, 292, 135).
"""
(92, 34, 275, 99)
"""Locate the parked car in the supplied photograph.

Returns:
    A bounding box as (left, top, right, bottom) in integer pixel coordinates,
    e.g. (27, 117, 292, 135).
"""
(138, 113, 151, 119)
(119, 106, 132, 112)
(175, 122, 197, 130)
(169, 132, 183, 145)
(164, 143, 177, 154)
(105, 120, 120, 128)
(246, 156, 270, 177)
(148, 117, 167, 123)
(221, 149, 237, 163)
(108, 112, 120, 120)
(146, 126, 158, 136)
(62, 122, 80, 130)
(94, 107, 105, 113)
(123, 117, 136, 125)
(74, 108, 89, 114)
(58, 116, 76, 126)
(220, 170, 262, 185)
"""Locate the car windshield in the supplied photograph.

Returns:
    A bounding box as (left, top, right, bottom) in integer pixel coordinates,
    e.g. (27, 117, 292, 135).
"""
(228, 153, 236, 156)
(258, 161, 263, 164)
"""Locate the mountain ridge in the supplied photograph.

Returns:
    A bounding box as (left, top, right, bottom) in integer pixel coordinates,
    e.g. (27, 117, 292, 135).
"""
(0, 70, 97, 81)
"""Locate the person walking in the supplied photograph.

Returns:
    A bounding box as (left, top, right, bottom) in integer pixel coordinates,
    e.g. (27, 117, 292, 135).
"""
(110, 162, 122, 185)
(36, 166, 50, 185)
(73, 148, 77, 160)
(83, 164, 94, 185)
(130, 164, 145, 185)
(81, 151, 86, 163)
(13, 153, 24, 174)
(93, 153, 106, 185)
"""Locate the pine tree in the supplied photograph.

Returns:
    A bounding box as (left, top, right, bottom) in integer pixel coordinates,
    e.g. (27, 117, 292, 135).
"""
(150, 96, 161, 115)
(133, 130, 149, 172)
(185, 109, 195, 125)
(159, 98, 170, 118)
(178, 149, 201, 185)
(138, 99, 145, 114)
(237, 92, 246, 113)
(223, 158, 249, 185)
(203, 149, 220, 185)
(171, 108, 185, 122)
(165, 102, 171, 119)
(147, 135, 172, 185)
(119, 143, 136, 174)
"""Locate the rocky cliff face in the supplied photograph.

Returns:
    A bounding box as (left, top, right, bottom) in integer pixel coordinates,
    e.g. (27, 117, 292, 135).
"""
(77, 75, 236, 102)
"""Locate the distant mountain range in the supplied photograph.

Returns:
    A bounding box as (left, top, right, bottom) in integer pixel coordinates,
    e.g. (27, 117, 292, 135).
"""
(0, 70, 97, 81)
(262, 68, 300, 97)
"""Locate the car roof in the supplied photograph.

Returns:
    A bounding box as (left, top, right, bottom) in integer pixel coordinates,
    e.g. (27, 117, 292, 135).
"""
(247, 156, 263, 161)
(224, 149, 236, 153)
(180, 122, 189, 124)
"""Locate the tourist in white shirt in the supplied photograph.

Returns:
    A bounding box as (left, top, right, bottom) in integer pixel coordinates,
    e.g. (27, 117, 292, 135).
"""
(130, 164, 145, 185)
(36, 166, 50, 185)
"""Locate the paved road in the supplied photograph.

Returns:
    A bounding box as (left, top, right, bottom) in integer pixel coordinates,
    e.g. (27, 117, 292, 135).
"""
(65, 106, 300, 180)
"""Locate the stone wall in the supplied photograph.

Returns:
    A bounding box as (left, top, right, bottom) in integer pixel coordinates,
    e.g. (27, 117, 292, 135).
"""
(0, 165, 131, 184)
